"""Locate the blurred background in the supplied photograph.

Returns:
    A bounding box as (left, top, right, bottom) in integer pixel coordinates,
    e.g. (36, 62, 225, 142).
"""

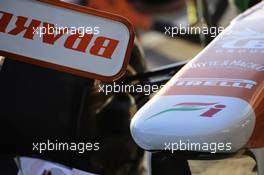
(1, 0, 262, 174)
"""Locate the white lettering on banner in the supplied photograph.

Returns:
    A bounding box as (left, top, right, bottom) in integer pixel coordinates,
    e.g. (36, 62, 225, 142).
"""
(172, 78, 257, 90)
(188, 60, 264, 72)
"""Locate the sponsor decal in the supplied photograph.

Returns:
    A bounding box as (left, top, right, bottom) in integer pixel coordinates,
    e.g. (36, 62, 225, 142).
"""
(0, 11, 119, 59)
(146, 102, 226, 120)
(0, 0, 134, 81)
(173, 78, 257, 90)
(223, 29, 264, 49)
(188, 60, 264, 72)
(216, 28, 264, 53)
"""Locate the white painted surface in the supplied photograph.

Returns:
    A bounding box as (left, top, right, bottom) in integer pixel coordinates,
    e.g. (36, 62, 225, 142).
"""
(0, 0, 131, 78)
(131, 95, 255, 152)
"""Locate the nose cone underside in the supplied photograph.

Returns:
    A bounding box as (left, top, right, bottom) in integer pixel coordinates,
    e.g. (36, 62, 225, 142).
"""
(131, 95, 255, 153)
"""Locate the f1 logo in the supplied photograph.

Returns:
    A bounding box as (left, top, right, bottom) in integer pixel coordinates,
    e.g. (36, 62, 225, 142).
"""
(200, 104, 226, 117)
(146, 102, 227, 120)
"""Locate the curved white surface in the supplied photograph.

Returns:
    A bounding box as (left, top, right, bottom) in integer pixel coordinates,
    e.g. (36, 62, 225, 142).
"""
(131, 95, 255, 153)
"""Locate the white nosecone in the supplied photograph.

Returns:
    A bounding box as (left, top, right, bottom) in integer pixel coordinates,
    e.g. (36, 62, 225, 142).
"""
(131, 95, 255, 153)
